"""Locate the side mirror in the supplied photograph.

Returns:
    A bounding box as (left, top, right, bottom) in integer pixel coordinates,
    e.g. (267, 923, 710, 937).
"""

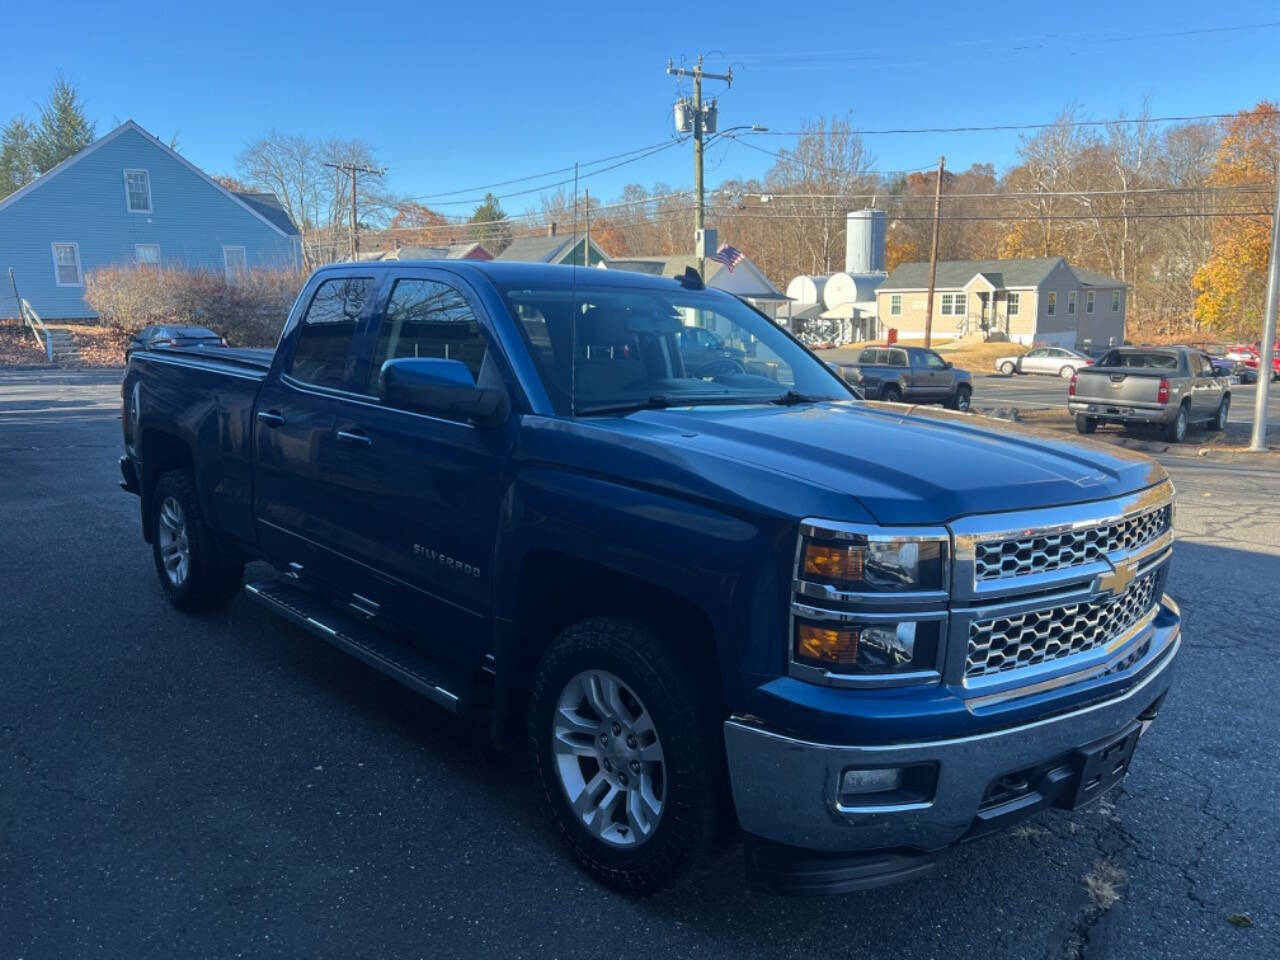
(944, 360, 954, 369)
(379, 357, 509, 428)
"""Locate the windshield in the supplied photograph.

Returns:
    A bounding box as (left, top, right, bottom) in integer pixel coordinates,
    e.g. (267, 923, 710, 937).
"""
(495, 281, 853, 415)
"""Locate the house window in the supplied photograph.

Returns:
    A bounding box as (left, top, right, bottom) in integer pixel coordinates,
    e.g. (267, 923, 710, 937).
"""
(135, 243, 160, 267)
(1007, 292, 1020, 316)
(1086, 290, 1095, 314)
(1046, 292, 1056, 316)
(124, 169, 152, 213)
(890, 294, 902, 316)
(223, 246, 247, 280)
(1067, 291, 1077, 315)
(954, 293, 966, 317)
(940, 293, 953, 315)
(1112, 289, 1121, 312)
(51, 242, 82, 286)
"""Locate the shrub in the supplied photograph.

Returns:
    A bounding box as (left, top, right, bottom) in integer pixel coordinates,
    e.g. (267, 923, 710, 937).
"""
(84, 266, 306, 347)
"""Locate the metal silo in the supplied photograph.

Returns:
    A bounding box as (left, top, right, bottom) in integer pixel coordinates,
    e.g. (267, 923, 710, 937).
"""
(845, 209, 887, 274)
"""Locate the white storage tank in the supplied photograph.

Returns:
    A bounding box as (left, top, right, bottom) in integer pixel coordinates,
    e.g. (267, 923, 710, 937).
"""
(786, 274, 830, 305)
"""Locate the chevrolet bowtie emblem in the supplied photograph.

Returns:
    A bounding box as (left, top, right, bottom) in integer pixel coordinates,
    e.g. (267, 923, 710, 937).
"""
(1096, 559, 1138, 598)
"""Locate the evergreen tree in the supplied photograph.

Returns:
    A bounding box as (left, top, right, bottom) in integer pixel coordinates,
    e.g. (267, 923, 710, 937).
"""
(31, 76, 95, 173)
(469, 192, 512, 253)
(0, 117, 36, 198)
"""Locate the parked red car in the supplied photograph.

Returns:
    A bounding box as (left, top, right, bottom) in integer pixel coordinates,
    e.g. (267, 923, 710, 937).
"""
(1226, 340, 1280, 380)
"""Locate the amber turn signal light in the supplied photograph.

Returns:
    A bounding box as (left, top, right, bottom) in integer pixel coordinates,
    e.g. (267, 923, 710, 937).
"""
(802, 543, 865, 582)
(796, 623, 860, 666)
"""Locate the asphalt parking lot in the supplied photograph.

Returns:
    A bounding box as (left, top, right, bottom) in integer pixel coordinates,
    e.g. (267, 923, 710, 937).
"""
(2, 368, 1277, 960)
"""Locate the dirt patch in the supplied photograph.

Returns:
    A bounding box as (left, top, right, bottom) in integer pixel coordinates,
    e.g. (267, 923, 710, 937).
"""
(0, 324, 50, 366)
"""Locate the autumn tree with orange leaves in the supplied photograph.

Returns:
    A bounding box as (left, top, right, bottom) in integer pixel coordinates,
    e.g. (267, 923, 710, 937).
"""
(1192, 103, 1279, 338)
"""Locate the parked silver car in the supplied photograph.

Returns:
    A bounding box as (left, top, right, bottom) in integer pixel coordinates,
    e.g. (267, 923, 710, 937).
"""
(996, 346, 1093, 378)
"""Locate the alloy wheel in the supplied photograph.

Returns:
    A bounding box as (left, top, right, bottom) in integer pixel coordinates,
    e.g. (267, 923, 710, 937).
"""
(156, 496, 190, 586)
(552, 669, 666, 848)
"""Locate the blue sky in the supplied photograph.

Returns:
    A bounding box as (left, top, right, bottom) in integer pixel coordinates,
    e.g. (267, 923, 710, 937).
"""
(1, 0, 1276, 216)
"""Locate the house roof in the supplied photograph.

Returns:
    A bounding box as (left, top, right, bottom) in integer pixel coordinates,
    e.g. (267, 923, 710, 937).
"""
(1072, 266, 1130, 288)
(495, 232, 608, 263)
(880, 257, 1068, 291)
(233, 191, 301, 236)
(0, 120, 299, 240)
(607, 252, 789, 301)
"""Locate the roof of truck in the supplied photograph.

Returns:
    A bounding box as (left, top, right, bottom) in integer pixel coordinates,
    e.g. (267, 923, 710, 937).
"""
(316, 259, 711, 293)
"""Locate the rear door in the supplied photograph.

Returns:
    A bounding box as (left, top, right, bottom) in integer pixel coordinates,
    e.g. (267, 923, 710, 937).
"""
(323, 270, 516, 658)
(253, 273, 377, 589)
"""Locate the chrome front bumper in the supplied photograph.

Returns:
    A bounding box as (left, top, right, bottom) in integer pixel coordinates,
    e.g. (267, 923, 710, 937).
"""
(725, 604, 1179, 853)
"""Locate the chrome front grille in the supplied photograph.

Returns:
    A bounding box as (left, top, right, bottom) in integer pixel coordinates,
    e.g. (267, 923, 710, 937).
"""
(966, 571, 1158, 680)
(974, 504, 1172, 581)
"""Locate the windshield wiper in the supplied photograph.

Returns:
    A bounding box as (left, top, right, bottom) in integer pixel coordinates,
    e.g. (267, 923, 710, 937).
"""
(769, 390, 829, 405)
(576, 394, 764, 416)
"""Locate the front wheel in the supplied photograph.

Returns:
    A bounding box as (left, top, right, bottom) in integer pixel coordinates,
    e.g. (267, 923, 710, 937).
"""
(1207, 394, 1229, 431)
(528, 617, 725, 896)
(1000, 361, 1016, 376)
(947, 384, 972, 411)
(150, 470, 243, 612)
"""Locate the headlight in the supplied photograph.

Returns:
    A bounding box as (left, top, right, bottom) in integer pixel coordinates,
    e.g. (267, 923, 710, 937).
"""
(800, 532, 948, 593)
(793, 523, 950, 683)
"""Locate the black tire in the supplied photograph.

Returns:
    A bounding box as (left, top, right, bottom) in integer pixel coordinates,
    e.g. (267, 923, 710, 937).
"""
(947, 384, 972, 411)
(1059, 365, 1076, 379)
(1207, 394, 1229, 431)
(528, 616, 725, 896)
(149, 469, 243, 612)
(1162, 404, 1189, 443)
(1075, 414, 1097, 434)
(1000, 361, 1016, 376)
(880, 385, 902, 403)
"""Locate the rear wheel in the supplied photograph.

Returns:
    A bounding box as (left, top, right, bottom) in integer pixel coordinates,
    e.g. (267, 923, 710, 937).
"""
(1075, 414, 1097, 434)
(149, 470, 243, 612)
(528, 616, 724, 896)
(1208, 394, 1229, 431)
(1162, 404, 1189, 443)
(1059, 365, 1076, 379)
(1000, 361, 1016, 375)
(880, 384, 902, 403)
(947, 384, 972, 411)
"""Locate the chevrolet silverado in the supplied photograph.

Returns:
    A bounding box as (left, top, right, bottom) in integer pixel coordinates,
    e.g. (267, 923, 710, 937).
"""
(119, 261, 1181, 896)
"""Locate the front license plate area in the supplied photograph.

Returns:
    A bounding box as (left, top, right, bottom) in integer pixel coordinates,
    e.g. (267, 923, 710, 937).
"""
(1067, 722, 1141, 809)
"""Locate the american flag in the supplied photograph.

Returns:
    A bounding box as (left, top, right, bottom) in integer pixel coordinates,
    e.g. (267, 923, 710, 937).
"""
(709, 244, 746, 272)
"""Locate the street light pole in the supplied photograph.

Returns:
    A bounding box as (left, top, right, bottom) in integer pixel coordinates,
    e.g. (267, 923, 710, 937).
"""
(1249, 161, 1280, 452)
(667, 56, 732, 278)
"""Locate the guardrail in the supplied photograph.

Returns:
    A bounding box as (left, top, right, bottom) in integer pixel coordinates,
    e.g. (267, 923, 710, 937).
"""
(20, 298, 54, 363)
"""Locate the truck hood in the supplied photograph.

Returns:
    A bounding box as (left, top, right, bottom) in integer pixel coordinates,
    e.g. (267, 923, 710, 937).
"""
(585, 401, 1167, 526)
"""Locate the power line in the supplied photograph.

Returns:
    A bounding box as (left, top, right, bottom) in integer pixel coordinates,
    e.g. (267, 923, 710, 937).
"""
(400, 138, 682, 201)
(752, 111, 1279, 137)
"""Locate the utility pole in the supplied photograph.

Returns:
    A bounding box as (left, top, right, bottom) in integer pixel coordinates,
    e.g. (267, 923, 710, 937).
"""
(1249, 161, 1280, 451)
(923, 155, 946, 348)
(584, 188, 591, 266)
(323, 161, 385, 262)
(667, 56, 732, 278)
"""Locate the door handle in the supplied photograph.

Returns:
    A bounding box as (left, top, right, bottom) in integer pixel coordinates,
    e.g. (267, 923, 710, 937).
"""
(336, 429, 372, 447)
(257, 409, 285, 427)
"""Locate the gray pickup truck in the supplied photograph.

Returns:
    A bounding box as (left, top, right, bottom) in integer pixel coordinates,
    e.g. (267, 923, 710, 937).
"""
(837, 345, 973, 411)
(1069, 345, 1230, 442)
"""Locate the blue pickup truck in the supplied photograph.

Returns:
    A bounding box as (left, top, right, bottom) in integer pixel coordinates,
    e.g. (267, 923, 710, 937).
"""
(120, 261, 1181, 896)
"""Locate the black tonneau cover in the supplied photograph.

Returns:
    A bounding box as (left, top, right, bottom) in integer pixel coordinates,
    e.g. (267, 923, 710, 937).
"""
(160, 344, 275, 371)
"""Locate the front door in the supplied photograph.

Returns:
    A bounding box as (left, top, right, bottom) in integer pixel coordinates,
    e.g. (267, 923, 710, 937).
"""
(254, 273, 378, 592)
(324, 271, 515, 660)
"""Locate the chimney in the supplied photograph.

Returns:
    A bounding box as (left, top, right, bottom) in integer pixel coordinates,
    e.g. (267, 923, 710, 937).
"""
(548, 221, 557, 237)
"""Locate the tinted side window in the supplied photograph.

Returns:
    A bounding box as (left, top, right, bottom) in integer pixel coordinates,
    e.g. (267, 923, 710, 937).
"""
(924, 351, 947, 369)
(288, 276, 372, 388)
(891, 350, 908, 366)
(369, 278, 488, 393)
(858, 348, 877, 364)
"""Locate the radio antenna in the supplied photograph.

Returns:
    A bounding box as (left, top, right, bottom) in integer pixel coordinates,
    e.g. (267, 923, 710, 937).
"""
(570, 161, 579, 418)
